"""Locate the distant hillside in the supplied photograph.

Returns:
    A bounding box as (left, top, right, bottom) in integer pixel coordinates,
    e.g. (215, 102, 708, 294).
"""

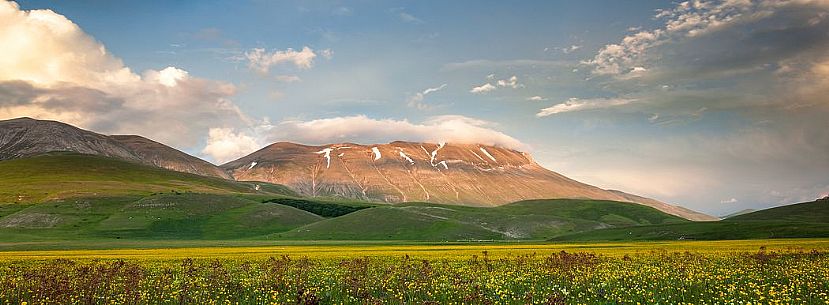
(728, 200, 829, 223)
(0, 153, 294, 203)
(0, 193, 321, 241)
(606, 190, 718, 221)
(0, 117, 228, 179)
(553, 199, 829, 241)
(0, 195, 686, 242)
(271, 199, 686, 240)
(721, 209, 757, 219)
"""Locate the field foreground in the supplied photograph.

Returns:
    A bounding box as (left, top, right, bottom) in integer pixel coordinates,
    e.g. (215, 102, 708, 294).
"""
(2, 239, 829, 304)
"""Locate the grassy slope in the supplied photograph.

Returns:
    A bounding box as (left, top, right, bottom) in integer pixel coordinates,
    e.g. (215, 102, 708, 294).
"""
(728, 200, 829, 222)
(553, 200, 829, 241)
(0, 153, 295, 203)
(271, 199, 686, 241)
(0, 194, 323, 241)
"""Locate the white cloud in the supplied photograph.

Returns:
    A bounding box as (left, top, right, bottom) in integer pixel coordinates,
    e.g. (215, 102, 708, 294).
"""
(537, 97, 635, 117)
(145, 67, 189, 87)
(406, 84, 447, 110)
(261, 115, 525, 149)
(496, 75, 523, 89)
(201, 128, 261, 164)
(0, 2, 249, 150)
(244, 46, 318, 74)
(527, 96, 547, 101)
(470, 83, 496, 94)
(720, 198, 738, 204)
(0, 2, 137, 87)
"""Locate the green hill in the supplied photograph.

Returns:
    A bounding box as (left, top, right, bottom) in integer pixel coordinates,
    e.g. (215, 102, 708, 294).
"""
(728, 200, 829, 222)
(552, 199, 829, 241)
(0, 153, 295, 203)
(0, 193, 323, 241)
(271, 199, 686, 241)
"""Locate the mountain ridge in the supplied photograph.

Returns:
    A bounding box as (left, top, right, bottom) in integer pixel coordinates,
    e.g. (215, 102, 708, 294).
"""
(0, 117, 229, 179)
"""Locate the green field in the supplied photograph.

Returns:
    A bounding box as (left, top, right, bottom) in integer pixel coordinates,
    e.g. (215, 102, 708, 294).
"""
(0, 240, 827, 304)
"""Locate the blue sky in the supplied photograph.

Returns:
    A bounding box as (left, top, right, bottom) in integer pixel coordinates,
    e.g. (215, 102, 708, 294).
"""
(3, 0, 829, 215)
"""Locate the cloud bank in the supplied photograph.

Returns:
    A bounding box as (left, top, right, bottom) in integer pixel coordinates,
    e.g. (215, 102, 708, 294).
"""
(0, 1, 248, 149)
(260, 115, 525, 150)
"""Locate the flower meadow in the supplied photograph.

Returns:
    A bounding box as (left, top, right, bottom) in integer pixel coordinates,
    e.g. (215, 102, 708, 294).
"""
(0, 242, 828, 304)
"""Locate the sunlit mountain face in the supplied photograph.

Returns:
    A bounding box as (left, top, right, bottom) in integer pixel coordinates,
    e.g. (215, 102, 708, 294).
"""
(3, 0, 829, 215)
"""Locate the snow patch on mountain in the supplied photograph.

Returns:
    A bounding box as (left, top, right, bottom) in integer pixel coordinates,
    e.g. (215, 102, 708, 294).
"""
(479, 147, 497, 162)
(371, 147, 381, 160)
(316, 148, 333, 168)
(399, 150, 415, 164)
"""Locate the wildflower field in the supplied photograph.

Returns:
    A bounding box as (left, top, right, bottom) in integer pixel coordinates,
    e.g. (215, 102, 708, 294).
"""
(1, 239, 828, 304)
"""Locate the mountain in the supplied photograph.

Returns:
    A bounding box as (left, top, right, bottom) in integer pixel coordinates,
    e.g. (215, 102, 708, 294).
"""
(222, 141, 716, 221)
(0, 117, 228, 179)
(0, 117, 141, 161)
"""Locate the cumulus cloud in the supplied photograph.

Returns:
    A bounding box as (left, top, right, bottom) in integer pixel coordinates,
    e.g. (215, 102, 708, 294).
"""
(260, 115, 525, 149)
(0, 1, 249, 150)
(496, 75, 523, 89)
(537, 98, 635, 117)
(201, 128, 261, 164)
(527, 96, 547, 101)
(469, 83, 496, 94)
(244, 46, 318, 74)
(406, 84, 447, 110)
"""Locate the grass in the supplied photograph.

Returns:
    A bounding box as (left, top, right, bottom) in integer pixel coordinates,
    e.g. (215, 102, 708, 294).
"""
(0, 194, 323, 242)
(272, 199, 686, 241)
(0, 195, 688, 243)
(0, 153, 295, 203)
